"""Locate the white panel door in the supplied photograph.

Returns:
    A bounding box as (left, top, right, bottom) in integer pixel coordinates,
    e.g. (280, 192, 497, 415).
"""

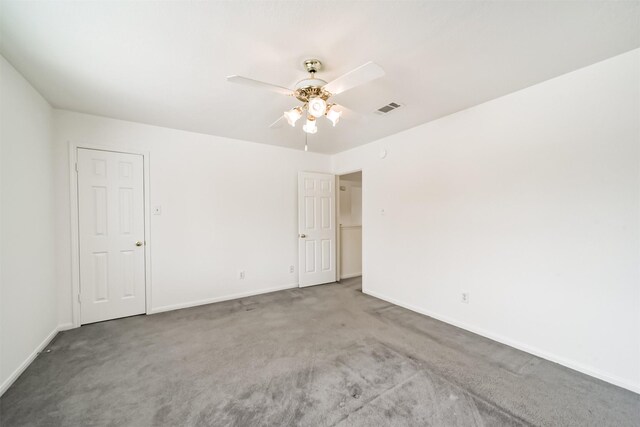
(77, 148, 146, 324)
(298, 172, 336, 287)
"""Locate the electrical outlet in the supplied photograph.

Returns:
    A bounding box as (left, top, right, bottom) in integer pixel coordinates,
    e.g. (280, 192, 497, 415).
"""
(289, 265, 295, 274)
(461, 292, 469, 304)
(238, 270, 245, 280)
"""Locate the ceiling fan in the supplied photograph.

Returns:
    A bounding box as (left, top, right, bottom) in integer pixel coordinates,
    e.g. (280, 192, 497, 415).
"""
(227, 59, 385, 134)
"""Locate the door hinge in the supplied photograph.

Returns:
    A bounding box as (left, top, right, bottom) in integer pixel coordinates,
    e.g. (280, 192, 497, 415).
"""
(77, 294, 81, 303)
(75, 162, 78, 173)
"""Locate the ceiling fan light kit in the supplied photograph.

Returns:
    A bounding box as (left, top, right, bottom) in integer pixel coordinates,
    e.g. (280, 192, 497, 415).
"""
(289, 60, 339, 133)
(227, 58, 385, 141)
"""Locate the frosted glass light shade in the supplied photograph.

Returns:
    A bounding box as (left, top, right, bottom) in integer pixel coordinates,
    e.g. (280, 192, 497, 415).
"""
(326, 107, 342, 127)
(302, 117, 317, 134)
(308, 97, 327, 118)
(284, 107, 302, 127)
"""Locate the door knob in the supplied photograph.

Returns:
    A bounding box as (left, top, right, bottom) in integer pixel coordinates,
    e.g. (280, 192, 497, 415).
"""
(135, 241, 143, 247)
(299, 234, 306, 238)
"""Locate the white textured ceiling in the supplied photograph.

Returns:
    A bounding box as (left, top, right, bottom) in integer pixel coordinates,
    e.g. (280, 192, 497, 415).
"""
(1, 1, 638, 153)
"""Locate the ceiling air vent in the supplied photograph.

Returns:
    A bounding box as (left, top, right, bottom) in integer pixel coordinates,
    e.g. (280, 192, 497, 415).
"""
(374, 102, 403, 115)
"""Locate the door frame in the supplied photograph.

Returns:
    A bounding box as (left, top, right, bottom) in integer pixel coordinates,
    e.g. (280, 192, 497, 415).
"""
(335, 175, 341, 283)
(335, 168, 363, 287)
(68, 142, 152, 328)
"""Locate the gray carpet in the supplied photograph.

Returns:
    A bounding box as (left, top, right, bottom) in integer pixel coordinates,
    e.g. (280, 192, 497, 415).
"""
(1, 278, 638, 426)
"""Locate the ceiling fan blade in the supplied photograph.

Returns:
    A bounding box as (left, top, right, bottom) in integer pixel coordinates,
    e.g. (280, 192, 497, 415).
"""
(323, 62, 385, 95)
(269, 115, 285, 129)
(227, 75, 293, 96)
(332, 104, 361, 120)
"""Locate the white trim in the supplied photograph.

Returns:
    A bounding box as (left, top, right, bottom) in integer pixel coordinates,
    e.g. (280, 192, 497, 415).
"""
(336, 170, 363, 286)
(149, 283, 299, 314)
(1, 326, 59, 396)
(360, 171, 365, 294)
(336, 167, 365, 177)
(364, 289, 640, 395)
(336, 175, 341, 283)
(68, 143, 80, 327)
(68, 142, 152, 328)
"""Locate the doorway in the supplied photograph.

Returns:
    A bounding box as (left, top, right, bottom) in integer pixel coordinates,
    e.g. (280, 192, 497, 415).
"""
(338, 171, 362, 290)
(75, 148, 148, 324)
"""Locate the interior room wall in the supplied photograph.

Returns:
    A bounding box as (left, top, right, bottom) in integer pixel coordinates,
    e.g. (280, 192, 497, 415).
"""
(332, 49, 640, 393)
(53, 111, 332, 324)
(339, 179, 362, 226)
(3, 44, 638, 397)
(339, 176, 362, 279)
(0, 56, 59, 394)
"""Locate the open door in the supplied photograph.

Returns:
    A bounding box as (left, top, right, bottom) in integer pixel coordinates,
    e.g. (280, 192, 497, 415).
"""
(298, 172, 336, 287)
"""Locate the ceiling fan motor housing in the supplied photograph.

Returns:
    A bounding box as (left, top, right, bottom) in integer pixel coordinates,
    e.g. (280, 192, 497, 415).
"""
(295, 59, 330, 102)
(294, 78, 330, 102)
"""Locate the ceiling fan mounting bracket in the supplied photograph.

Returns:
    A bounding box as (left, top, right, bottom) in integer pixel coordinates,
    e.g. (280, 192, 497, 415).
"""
(303, 59, 322, 74)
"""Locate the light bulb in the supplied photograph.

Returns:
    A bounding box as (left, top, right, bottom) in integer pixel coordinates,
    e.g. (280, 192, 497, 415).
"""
(308, 97, 327, 118)
(284, 107, 302, 127)
(302, 117, 317, 134)
(325, 106, 342, 127)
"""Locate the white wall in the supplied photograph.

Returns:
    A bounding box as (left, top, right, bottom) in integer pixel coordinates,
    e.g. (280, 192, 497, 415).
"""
(3, 46, 637, 397)
(53, 111, 332, 323)
(0, 56, 58, 394)
(340, 227, 362, 279)
(339, 179, 362, 227)
(333, 49, 640, 393)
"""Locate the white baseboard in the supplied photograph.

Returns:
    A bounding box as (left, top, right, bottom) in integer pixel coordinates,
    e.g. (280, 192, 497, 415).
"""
(364, 289, 640, 395)
(149, 283, 299, 314)
(340, 272, 362, 280)
(0, 324, 65, 397)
